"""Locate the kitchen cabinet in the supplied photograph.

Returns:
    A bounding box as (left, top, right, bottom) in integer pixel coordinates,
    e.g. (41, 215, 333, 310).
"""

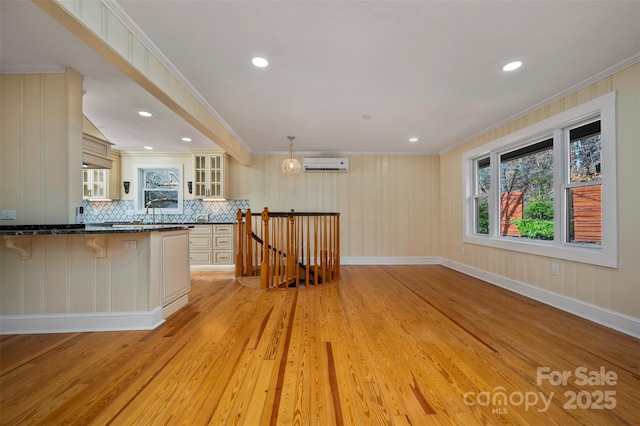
(83, 151, 120, 200)
(189, 225, 213, 265)
(212, 224, 234, 265)
(108, 150, 121, 199)
(83, 169, 109, 200)
(193, 152, 227, 199)
(189, 224, 234, 269)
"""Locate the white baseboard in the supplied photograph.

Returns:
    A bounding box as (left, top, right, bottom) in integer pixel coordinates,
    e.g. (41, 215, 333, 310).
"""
(441, 259, 640, 339)
(341, 256, 442, 265)
(163, 294, 189, 319)
(190, 264, 235, 272)
(0, 307, 165, 335)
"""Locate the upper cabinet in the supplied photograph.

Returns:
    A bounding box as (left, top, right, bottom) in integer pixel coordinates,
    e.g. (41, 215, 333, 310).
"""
(193, 152, 227, 199)
(83, 169, 108, 200)
(83, 151, 121, 200)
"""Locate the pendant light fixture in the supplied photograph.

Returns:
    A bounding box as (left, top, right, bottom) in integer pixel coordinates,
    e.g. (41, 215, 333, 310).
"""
(281, 136, 301, 174)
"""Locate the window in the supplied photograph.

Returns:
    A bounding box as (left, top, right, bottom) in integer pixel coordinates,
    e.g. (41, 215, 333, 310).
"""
(473, 157, 490, 234)
(566, 120, 602, 245)
(463, 92, 617, 268)
(135, 165, 184, 215)
(500, 138, 554, 240)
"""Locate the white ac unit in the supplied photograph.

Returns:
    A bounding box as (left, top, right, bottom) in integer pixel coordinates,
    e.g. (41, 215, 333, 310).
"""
(303, 157, 349, 172)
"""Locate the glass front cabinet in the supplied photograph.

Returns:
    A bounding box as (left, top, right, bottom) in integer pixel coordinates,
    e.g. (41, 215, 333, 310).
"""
(83, 169, 108, 200)
(193, 153, 226, 199)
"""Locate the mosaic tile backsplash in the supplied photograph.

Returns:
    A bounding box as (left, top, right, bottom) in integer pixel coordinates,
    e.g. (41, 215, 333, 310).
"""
(83, 199, 250, 223)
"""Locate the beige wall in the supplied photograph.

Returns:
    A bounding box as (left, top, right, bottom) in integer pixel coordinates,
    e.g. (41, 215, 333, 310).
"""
(0, 69, 83, 224)
(440, 63, 640, 319)
(228, 154, 442, 258)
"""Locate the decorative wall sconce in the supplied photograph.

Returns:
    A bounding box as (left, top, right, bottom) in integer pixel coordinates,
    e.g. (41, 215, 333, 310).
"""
(123, 181, 130, 194)
(187, 181, 193, 194)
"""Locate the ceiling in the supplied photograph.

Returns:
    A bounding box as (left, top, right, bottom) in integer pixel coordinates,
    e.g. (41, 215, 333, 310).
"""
(1, 1, 639, 157)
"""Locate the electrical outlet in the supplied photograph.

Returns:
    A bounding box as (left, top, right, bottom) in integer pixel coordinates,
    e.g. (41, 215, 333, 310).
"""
(551, 263, 560, 276)
(122, 240, 137, 249)
(1, 210, 16, 220)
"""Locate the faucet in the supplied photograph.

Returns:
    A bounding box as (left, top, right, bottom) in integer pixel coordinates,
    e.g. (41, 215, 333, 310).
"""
(145, 201, 156, 224)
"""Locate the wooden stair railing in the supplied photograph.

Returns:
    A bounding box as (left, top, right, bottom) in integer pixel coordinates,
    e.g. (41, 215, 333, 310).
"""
(235, 208, 340, 289)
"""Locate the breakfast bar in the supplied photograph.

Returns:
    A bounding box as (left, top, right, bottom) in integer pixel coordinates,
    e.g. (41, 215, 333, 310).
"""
(0, 224, 192, 334)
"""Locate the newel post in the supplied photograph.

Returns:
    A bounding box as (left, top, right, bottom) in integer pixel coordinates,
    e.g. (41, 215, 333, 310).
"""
(245, 209, 253, 276)
(261, 207, 270, 289)
(287, 209, 297, 287)
(235, 209, 244, 277)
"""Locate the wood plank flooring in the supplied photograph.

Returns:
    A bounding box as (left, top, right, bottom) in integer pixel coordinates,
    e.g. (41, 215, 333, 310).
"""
(1, 265, 638, 425)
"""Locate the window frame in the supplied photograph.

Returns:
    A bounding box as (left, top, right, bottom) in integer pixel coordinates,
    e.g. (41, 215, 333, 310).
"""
(462, 92, 617, 268)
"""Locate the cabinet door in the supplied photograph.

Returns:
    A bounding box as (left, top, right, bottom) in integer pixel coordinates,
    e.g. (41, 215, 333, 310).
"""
(83, 169, 109, 199)
(209, 154, 222, 198)
(83, 169, 92, 198)
(193, 153, 225, 199)
(92, 170, 107, 198)
(193, 155, 207, 198)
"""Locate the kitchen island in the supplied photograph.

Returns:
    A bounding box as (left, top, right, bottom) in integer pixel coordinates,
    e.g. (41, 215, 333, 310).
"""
(0, 224, 191, 334)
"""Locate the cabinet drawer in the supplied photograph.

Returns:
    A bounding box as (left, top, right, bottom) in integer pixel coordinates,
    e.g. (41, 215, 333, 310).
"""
(190, 251, 212, 265)
(214, 251, 233, 265)
(213, 225, 233, 234)
(189, 236, 212, 249)
(213, 235, 233, 249)
(190, 225, 212, 235)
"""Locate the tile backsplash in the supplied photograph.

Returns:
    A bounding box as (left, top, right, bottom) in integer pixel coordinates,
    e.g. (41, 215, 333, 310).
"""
(83, 199, 250, 223)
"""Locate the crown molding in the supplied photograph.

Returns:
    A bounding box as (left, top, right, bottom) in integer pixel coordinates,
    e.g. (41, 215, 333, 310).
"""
(0, 66, 66, 74)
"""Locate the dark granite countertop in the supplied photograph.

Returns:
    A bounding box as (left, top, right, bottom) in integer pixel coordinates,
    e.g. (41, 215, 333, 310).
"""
(0, 223, 192, 236)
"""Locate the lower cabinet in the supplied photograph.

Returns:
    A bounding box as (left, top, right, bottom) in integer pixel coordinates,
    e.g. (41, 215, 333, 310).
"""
(189, 224, 234, 269)
(189, 225, 213, 265)
(212, 224, 234, 265)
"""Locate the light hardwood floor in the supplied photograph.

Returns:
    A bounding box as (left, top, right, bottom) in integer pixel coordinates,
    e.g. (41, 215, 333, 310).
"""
(1, 266, 638, 425)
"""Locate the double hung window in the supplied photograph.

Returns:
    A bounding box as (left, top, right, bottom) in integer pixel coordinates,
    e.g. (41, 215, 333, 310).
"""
(463, 92, 616, 267)
(134, 165, 184, 215)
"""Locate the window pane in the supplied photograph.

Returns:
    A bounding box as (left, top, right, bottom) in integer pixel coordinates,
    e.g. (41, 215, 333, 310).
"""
(570, 120, 601, 183)
(567, 185, 602, 245)
(475, 197, 489, 234)
(145, 190, 178, 209)
(477, 157, 491, 194)
(500, 139, 554, 239)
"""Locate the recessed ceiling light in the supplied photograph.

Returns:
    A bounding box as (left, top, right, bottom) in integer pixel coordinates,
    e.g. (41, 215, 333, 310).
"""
(144, 146, 153, 150)
(409, 137, 419, 143)
(181, 137, 192, 142)
(502, 61, 523, 72)
(251, 57, 269, 68)
(138, 111, 153, 117)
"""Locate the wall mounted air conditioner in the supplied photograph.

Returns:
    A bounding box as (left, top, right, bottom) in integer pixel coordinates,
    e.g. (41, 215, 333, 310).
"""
(303, 157, 349, 172)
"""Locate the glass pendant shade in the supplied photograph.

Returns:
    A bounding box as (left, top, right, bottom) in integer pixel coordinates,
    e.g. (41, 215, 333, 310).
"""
(282, 136, 301, 174)
(282, 157, 301, 173)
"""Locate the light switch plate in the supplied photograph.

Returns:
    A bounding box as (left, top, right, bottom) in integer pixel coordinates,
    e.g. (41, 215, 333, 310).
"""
(1, 210, 16, 220)
(122, 240, 137, 249)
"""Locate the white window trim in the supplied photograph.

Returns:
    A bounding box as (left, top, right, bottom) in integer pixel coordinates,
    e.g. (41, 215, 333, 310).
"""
(462, 92, 617, 268)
